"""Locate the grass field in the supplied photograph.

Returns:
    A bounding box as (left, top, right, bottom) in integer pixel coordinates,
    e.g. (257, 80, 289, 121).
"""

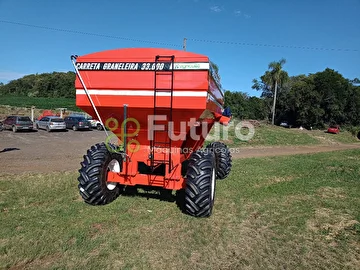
(1, 149, 359, 269)
(0, 96, 79, 111)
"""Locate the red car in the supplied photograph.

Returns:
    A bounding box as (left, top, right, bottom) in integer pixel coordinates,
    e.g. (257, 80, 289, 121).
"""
(327, 125, 340, 134)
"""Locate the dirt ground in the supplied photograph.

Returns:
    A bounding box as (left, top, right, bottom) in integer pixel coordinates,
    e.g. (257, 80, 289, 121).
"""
(1, 128, 359, 175)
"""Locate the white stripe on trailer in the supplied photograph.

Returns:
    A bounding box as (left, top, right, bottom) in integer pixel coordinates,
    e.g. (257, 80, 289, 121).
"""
(76, 89, 208, 97)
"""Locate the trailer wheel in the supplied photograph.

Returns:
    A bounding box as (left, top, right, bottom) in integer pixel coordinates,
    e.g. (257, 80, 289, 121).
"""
(77, 142, 123, 205)
(185, 150, 216, 217)
(206, 142, 232, 180)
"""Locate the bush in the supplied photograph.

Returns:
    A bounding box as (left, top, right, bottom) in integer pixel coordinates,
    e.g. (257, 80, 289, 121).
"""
(346, 126, 360, 138)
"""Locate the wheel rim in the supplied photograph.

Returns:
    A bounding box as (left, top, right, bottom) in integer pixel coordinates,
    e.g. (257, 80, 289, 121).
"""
(211, 167, 216, 201)
(106, 159, 120, 190)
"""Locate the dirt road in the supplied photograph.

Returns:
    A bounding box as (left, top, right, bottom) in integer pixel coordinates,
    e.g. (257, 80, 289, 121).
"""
(1, 129, 359, 174)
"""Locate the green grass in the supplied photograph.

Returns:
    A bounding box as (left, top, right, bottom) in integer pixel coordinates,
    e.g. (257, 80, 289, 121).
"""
(1, 149, 360, 269)
(0, 95, 79, 111)
(323, 130, 360, 144)
(207, 121, 359, 147)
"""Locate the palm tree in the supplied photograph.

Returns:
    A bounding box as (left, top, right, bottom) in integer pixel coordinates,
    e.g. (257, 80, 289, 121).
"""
(268, 58, 288, 125)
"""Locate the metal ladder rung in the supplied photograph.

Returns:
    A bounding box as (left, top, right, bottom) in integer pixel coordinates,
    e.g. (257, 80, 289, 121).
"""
(155, 72, 173, 75)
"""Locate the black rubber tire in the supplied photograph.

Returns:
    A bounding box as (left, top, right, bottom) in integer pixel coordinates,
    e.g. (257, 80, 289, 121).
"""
(184, 150, 216, 217)
(206, 142, 232, 180)
(77, 142, 122, 205)
(46, 126, 51, 132)
(97, 124, 103, 130)
(72, 125, 78, 131)
(12, 126, 17, 133)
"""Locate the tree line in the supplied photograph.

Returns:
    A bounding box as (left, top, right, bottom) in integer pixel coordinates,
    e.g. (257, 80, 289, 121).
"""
(0, 72, 76, 98)
(226, 61, 360, 129)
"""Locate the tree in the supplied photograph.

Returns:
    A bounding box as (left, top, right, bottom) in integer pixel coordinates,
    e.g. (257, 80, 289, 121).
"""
(252, 58, 288, 124)
(280, 75, 324, 128)
(0, 71, 76, 98)
(268, 59, 288, 125)
(224, 90, 267, 120)
(312, 68, 350, 125)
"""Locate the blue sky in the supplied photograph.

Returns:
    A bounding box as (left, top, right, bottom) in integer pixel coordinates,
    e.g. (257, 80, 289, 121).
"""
(0, 0, 359, 97)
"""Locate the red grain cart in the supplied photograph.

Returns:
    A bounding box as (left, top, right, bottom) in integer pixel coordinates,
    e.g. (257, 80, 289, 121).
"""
(71, 48, 232, 217)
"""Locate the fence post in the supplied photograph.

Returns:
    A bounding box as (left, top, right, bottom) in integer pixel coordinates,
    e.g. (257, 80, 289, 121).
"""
(31, 106, 36, 122)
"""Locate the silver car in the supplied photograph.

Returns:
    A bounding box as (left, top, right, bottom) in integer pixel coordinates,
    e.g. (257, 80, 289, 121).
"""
(36, 116, 66, 132)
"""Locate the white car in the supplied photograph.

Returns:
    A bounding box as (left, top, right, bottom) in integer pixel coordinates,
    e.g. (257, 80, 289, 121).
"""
(36, 116, 66, 132)
(87, 118, 104, 130)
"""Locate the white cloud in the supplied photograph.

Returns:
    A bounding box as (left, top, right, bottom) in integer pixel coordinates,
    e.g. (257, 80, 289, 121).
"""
(0, 71, 27, 82)
(210, 5, 222, 12)
(234, 10, 242, 16)
(234, 10, 252, 19)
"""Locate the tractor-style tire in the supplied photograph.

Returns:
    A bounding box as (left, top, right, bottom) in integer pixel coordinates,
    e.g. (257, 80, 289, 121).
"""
(184, 150, 216, 217)
(206, 142, 232, 180)
(77, 142, 123, 205)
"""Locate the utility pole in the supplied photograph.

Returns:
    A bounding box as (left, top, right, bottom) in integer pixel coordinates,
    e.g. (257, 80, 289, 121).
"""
(183, 38, 187, 51)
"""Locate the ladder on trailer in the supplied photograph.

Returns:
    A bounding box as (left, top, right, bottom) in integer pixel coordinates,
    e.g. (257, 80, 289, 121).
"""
(151, 55, 175, 173)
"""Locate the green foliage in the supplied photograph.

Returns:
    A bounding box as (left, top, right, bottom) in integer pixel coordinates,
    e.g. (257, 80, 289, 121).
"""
(347, 126, 360, 137)
(0, 71, 76, 98)
(254, 66, 360, 130)
(252, 59, 289, 99)
(252, 59, 289, 125)
(224, 90, 267, 119)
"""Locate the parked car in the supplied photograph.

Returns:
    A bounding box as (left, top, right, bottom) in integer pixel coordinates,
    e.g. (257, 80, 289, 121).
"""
(327, 125, 340, 134)
(2, 115, 34, 132)
(86, 117, 104, 130)
(64, 116, 91, 131)
(279, 121, 292, 128)
(36, 116, 66, 132)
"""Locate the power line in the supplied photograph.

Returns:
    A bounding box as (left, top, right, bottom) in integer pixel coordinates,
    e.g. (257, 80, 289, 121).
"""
(0, 20, 180, 48)
(187, 38, 359, 52)
(1, 19, 358, 52)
